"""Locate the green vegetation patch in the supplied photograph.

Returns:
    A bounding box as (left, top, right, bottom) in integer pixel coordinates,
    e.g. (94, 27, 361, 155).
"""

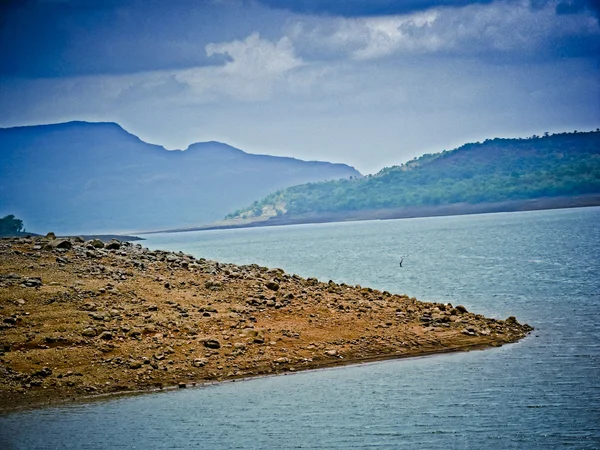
(226, 130, 600, 219)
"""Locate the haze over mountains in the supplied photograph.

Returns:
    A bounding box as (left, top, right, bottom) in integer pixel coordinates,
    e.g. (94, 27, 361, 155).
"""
(0, 121, 360, 234)
(226, 130, 600, 226)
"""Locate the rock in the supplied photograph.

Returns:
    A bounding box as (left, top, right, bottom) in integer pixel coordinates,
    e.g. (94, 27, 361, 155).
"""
(204, 280, 222, 290)
(324, 349, 338, 356)
(193, 358, 208, 367)
(273, 357, 290, 364)
(98, 331, 113, 340)
(86, 239, 105, 249)
(178, 383, 187, 388)
(33, 367, 52, 377)
(45, 232, 56, 239)
(455, 305, 468, 313)
(166, 254, 180, 263)
(265, 281, 280, 291)
(241, 328, 259, 338)
(50, 239, 72, 250)
(128, 361, 142, 369)
(81, 328, 97, 337)
(203, 339, 221, 349)
(23, 277, 42, 288)
(505, 316, 518, 324)
(105, 240, 121, 250)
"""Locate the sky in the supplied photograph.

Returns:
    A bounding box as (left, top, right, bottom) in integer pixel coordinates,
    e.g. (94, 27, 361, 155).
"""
(0, 0, 598, 174)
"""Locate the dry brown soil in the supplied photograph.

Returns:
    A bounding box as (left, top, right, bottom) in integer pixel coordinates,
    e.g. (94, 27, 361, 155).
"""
(0, 236, 532, 411)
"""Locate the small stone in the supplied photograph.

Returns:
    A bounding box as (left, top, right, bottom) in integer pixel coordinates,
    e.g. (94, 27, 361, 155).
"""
(324, 349, 338, 356)
(98, 331, 113, 340)
(81, 328, 97, 337)
(265, 281, 280, 291)
(33, 367, 53, 377)
(105, 240, 121, 250)
(50, 239, 72, 250)
(23, 277, 42, 288)
(87, 239, 105, 249)
(203, 339, 221, 349)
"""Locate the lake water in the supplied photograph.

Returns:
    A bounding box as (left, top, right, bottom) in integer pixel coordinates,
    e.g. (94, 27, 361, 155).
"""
(2, 207, 599, 449)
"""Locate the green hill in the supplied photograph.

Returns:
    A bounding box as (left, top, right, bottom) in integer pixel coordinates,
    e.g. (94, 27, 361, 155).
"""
(225, 130, 600, 222)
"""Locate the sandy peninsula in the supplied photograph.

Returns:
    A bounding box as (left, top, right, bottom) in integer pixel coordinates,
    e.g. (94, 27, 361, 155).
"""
(0, 235, 532, 411)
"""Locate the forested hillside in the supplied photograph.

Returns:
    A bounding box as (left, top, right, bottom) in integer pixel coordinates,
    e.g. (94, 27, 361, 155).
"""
(227, 130, 600, 220)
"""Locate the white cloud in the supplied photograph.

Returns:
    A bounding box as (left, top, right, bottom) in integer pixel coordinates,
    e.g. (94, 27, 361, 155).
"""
(175, 32, 305, 101)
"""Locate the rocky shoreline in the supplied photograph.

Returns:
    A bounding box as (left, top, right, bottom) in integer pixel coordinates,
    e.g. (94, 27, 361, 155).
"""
(0, 236, 532, 412)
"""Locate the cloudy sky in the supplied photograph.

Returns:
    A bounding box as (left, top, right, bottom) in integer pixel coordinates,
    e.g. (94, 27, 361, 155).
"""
(0, 0, 598, 174)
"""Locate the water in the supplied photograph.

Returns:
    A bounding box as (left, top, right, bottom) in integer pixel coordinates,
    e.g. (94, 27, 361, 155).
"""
(2, 207, 599, 449)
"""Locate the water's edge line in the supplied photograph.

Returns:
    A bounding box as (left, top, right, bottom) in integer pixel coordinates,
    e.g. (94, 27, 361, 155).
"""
(0, 333, 532, 414)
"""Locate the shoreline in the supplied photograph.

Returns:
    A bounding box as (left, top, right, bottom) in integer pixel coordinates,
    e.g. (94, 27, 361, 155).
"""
(1, 337, 528, 414)
(140, 194, 600, 234)
(0, 236, 532, 412)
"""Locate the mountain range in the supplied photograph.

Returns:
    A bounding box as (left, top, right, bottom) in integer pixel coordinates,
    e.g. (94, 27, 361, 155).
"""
(0, 121, 360, 234)
(224, 130, 600, 227)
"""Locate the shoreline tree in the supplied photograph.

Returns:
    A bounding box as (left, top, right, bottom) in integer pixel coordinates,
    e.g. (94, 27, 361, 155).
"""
(0, 215, 25, 236)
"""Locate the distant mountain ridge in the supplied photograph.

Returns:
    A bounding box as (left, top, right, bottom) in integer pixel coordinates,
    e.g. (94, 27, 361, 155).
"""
(0, 121, 360, 233)
(225, 130, 600, 224)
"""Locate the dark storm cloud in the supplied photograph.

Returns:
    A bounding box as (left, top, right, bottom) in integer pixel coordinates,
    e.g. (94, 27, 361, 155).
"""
(259, 0, 600, 18)
(256, 0, 496, 16)
(0, 0, 268, 77)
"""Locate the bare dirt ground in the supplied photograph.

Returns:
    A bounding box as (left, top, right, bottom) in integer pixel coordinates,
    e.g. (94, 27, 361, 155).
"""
(0, 235, 532, 411)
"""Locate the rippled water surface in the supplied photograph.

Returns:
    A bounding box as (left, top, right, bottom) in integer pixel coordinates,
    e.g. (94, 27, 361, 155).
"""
(2, 207, 599, 449)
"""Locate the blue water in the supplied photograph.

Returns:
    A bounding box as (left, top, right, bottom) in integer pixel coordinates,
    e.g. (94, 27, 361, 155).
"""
(2, 207, 599, 449)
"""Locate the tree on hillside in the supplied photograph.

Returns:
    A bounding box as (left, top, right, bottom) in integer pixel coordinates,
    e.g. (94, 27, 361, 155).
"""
(0, 214, 24, 235)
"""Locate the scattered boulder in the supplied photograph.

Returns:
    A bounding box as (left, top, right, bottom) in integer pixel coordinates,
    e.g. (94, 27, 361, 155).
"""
(87, 239, 105, 249)
(105, 240, 121, 250)
(23, 277, 42, 288)
(265, 281, 280, 291)
(50, 239, 72, 250)
(203, 339, 221, 349)
(193, 358, 208, 367)
(33, 367, 52, 377)
(81, 328, 97, 337)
